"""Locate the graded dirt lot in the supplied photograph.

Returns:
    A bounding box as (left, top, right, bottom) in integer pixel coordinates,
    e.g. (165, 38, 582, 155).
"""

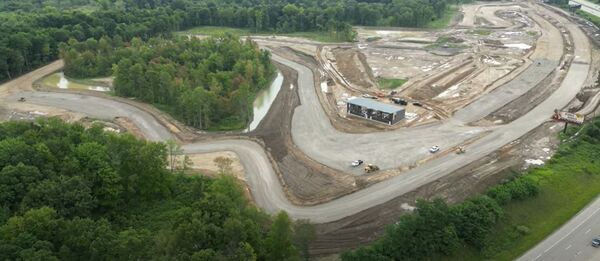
(321, 5, 545, 125)
(310, 121, 564, 256)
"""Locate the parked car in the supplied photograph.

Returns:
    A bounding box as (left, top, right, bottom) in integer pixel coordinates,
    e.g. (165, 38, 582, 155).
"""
(592, 237, 600, 247)
(429, 146, 440, 153)
(351, 160, 364, 167)
(18, 97, 26, 102)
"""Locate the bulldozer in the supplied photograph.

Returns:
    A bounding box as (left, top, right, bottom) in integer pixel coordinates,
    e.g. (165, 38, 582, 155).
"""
(364, 164, 379, 173)
(456, 146, 466, 154)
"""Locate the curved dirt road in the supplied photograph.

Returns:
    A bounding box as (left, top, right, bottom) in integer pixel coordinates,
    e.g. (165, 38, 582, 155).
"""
(0, 3, 592, 223)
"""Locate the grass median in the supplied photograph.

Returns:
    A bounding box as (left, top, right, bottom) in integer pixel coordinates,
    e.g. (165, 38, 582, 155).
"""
(447, 118, 600, 260)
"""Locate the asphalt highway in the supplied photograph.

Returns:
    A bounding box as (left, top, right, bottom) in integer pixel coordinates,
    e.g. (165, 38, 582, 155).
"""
(0, 3, 592, 223)
(518, 197, 600, 261)
(570, 0, 600, 18)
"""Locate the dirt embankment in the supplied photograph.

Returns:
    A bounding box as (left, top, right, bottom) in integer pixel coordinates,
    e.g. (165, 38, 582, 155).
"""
(482, 6, 586, 125)
(250, 60, 358, 205)
(330, 47, 378, 90)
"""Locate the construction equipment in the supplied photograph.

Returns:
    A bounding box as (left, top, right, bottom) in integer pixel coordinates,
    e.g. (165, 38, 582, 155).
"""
(364, 164, 379, 173)
(456, 146, 466, 154)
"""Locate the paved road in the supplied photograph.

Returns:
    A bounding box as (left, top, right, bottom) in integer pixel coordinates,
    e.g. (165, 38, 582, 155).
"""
(518, 5, 600, 260)
(0, 3, 592, 223)
(518, 197, 600, 261)
(571, 0, 600, 18)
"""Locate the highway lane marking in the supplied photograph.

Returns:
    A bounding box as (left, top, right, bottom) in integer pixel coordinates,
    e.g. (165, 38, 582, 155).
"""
(534, 254, 542, 261)
(566, 244, 572, 250)
(586, 228, 591, 234)
(543, 205, 600, 254)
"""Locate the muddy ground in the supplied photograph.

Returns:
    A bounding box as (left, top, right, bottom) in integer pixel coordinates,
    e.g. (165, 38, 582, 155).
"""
(249, 61, 358, 205)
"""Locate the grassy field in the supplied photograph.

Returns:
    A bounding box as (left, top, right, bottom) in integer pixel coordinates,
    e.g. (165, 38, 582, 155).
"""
(177, 26, 347, 43)
(445, 119, 600, 260)
(377, 78, 407, 89)
(426, 5, 459, 29)
(577, 9, 600, 27)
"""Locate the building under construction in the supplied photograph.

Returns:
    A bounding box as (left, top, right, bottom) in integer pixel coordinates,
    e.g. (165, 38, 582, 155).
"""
(346, 97, 405, 125)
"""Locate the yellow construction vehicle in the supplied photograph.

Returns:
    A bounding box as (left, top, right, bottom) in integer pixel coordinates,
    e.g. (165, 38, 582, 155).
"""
(364, 164, 380, 173)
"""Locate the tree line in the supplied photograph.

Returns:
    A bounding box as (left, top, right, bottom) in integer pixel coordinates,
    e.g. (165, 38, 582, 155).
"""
(342, 171, 539, 260)
(0, 118, 314, 260)
(60, 35, 275, 130)
(343, 117, 600, 260)
(0, 0, 460, 84)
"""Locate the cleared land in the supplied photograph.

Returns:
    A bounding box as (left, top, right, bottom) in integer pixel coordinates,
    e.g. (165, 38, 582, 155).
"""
(445, 120, 600, 261)
(0, 1, 599, 257)
(178, 26, 347, 43)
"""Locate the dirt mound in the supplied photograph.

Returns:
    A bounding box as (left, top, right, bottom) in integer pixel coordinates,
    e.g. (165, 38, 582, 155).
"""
(331, 47, 377, 89)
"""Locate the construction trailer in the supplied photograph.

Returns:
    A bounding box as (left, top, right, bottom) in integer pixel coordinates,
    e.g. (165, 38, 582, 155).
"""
(346, 97, 405, 125)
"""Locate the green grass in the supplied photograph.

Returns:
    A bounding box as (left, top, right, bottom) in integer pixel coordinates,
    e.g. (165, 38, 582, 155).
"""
(177, 26, 348, 43)
(445, 120, 600, 260)
(377, 78, 408, 89)
(426, 5, 459, 29)
(577, 9, 600, 28)
(426, 38, 469, 50)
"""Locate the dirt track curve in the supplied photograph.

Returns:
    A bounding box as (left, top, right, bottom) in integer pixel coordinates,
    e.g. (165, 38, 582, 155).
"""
(0, 2, 592, 224)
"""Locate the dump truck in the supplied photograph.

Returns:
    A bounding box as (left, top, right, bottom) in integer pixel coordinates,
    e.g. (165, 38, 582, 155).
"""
(364, 164, 379, 173)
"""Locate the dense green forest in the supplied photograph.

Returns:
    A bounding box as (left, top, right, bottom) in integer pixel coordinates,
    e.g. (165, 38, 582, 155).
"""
(60, 35, 274, 130)
(0, 118, 311, 260)
(0, 0, 459, 84)
(343, 118, 600, 260)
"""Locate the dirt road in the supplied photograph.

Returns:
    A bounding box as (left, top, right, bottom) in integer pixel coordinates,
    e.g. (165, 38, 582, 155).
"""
(0, 2, 591, 225)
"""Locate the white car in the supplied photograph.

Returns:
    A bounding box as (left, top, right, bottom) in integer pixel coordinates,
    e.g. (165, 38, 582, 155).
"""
(429, 146, 440, 153)
(351, 160, 364, 167)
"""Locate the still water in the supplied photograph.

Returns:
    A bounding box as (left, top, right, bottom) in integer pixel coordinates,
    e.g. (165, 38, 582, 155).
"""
(245, 71, 284, 132)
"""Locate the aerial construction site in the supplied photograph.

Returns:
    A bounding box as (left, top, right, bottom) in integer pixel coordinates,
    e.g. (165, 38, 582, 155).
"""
(2, 0, 600, 258)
